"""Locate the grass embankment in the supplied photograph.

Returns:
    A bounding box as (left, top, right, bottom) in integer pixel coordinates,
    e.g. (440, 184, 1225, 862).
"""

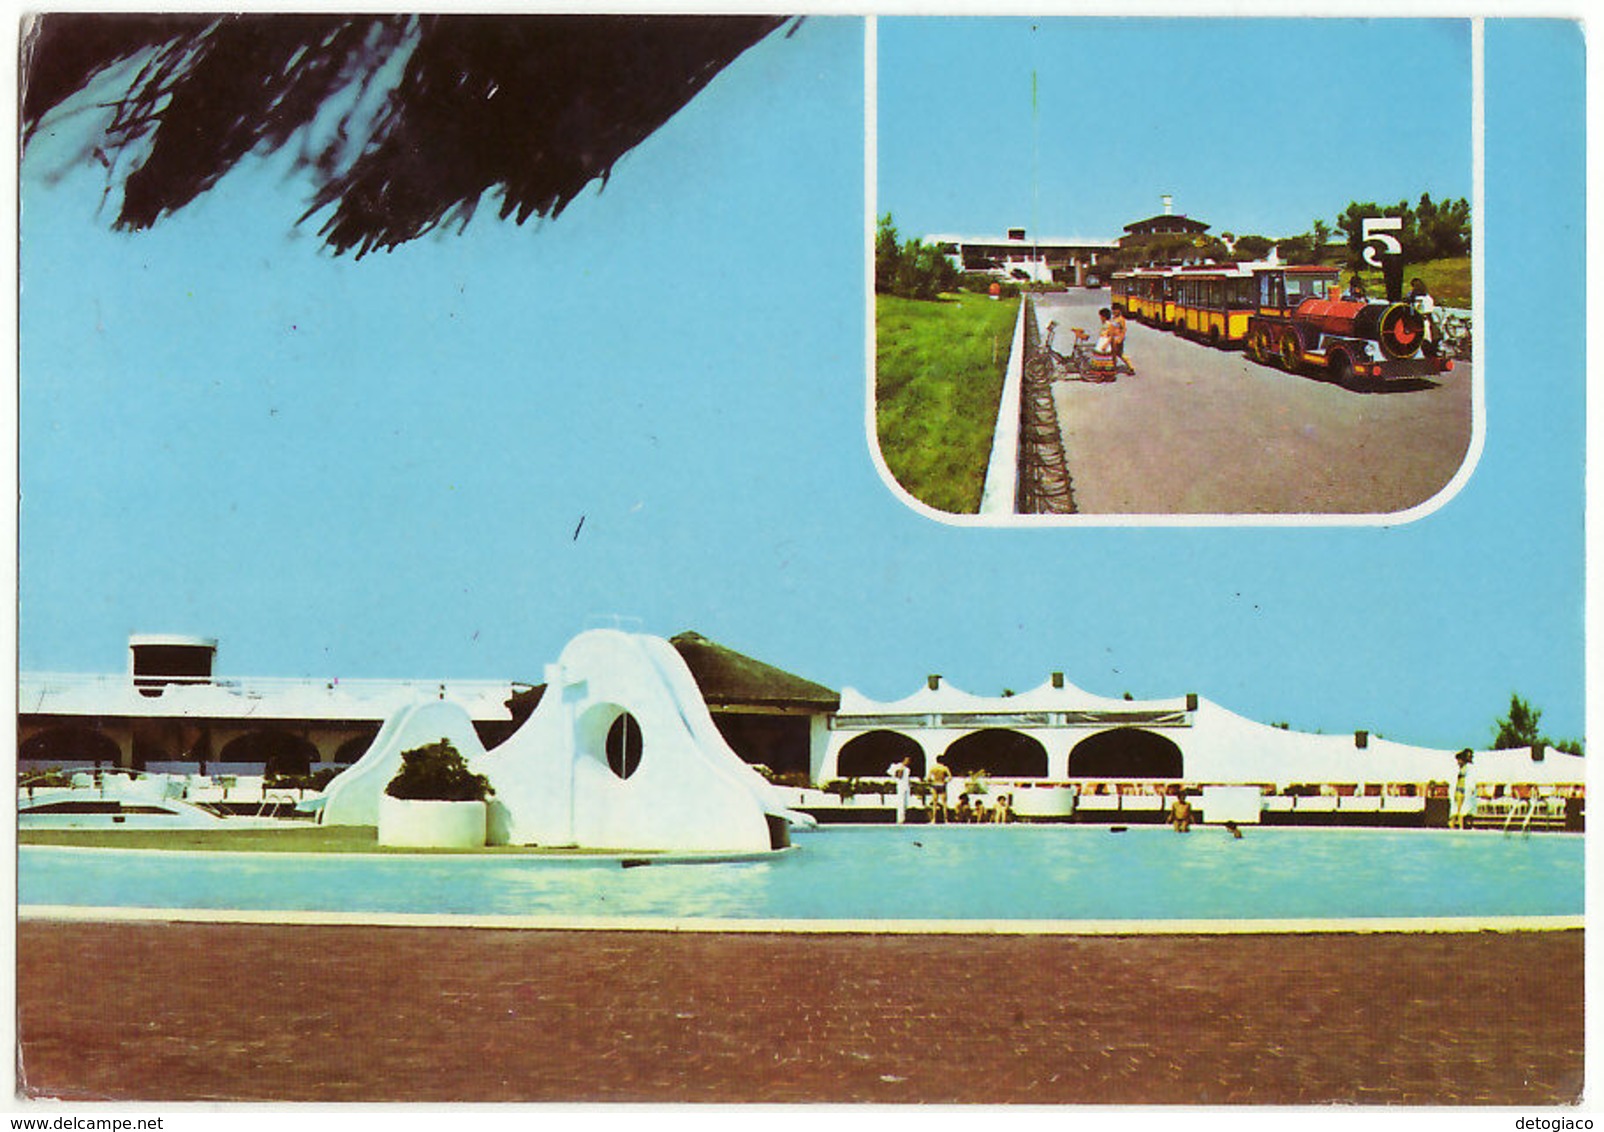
(875, 292, 1020, 514)
(18, 826, 657, 855)
(1323, 255, 1471, 309)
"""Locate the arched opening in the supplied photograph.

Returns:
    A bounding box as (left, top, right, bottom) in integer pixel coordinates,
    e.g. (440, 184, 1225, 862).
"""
(1067, 728, 1184, 779)
(132, 736, 177, 767)
(836, 730, 925, 778)
(218, 731, 318, 776)
(940, 729, 1048, 777)
(335, 732, 379, 764)
(19, 726, 121, 766)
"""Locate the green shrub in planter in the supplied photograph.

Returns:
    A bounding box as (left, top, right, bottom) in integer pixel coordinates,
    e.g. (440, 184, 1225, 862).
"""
(751, 765, 813, 790)
(23, 767, 73, 788)
(823, 778, 856, 800)
(385, 739, 494, 802)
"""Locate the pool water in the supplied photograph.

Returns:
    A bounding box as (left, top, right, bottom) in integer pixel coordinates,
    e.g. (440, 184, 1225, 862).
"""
(18, 825, 1583, 922)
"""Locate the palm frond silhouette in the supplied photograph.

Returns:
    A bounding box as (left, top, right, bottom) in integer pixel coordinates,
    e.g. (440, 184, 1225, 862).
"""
(22, 14, 792, 256)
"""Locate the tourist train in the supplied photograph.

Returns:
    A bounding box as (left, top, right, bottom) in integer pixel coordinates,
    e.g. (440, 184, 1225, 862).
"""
(1110, 262, 1454, 388)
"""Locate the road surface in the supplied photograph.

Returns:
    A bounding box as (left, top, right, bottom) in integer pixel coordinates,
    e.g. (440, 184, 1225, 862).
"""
(1034, 290, 1474, 515)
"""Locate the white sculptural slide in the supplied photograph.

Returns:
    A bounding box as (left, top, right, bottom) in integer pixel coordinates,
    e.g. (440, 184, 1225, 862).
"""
(319, 698, 489, 827)
(476, 629, 789, 852)
(319, 629, 791, 853)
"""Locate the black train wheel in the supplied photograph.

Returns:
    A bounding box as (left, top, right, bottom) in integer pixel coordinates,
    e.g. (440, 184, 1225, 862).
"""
(1375, 301, 1427, 360)
(1278, 329, 1303, 372)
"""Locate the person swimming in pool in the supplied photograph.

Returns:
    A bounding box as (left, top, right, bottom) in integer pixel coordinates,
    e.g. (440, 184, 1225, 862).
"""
(1169, 792, 1193, 833)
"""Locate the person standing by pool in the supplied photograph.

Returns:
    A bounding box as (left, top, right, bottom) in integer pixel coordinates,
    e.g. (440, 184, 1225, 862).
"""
(1450, 749, 1474, 828)
(891, 758, 912, 825)
(927, 761, 951, 823)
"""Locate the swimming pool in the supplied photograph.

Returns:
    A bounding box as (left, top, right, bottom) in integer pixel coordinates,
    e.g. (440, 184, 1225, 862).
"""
(17, 825, 1583, 924)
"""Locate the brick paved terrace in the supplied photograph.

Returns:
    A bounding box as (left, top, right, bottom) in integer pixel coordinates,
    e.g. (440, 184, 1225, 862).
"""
(16, 923, 1583, 1105)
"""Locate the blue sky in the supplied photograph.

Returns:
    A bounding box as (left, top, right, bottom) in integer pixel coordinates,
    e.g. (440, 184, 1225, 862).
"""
(879, 18, 1473, 243)
(18, 17, 1585, 751)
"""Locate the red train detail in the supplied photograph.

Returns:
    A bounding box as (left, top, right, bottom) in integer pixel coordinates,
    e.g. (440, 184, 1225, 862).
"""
(1292, 298, 1427, 361)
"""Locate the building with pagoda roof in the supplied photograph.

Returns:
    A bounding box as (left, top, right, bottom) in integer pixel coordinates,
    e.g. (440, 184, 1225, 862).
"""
(1116, 194, 1217, 267)
(19, 630, 839, 783)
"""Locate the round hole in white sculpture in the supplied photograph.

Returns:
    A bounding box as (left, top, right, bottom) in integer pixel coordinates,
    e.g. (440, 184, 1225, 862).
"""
(606, 711, 644, 779)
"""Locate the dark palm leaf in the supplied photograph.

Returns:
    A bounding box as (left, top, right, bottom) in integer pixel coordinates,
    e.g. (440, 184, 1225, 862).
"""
(22, 13, 792, 256)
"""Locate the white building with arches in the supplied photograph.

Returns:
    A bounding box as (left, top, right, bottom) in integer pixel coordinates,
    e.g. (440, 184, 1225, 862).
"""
(815, 672, 1581, 827)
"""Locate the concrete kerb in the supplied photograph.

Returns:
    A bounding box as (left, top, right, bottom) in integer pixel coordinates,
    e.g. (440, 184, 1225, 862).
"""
(978, 296, 1029, 515)
(17, 905, 1583, 936)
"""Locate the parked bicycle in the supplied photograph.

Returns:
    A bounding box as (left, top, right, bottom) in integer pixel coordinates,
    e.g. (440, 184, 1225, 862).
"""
(1435, 309, 1472, 360)
(1025, 320, 1127, 383)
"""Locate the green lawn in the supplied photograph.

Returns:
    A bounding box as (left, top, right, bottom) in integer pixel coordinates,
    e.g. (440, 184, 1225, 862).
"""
(875, 291, 1020, 514)
(18, 825, 660, 855)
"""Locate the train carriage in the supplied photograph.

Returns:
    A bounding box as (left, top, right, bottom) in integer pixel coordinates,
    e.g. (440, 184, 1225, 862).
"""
(1110, 271, 1134, 317)
(1171, 265, 1256, 347)
(1111, 267, 1175, 326)
(1110, 271, 1142, 321)
(1142, 268, 1176, 325)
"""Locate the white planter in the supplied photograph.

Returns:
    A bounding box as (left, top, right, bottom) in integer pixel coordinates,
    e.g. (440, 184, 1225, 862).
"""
(378, 795, 487, 849)
(1009, 785, 1077, 818)
(1197, 786, 1263, 824)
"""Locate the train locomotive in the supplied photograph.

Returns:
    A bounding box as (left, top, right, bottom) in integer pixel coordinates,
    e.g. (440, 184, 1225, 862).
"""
(1112, 263, 1454, 389)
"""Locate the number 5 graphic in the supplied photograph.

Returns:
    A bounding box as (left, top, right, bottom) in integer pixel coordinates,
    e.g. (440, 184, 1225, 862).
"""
(1362, 217, 1403, 268)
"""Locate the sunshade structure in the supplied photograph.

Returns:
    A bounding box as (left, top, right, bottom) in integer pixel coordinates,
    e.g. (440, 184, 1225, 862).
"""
(823, 673, 1580, 791)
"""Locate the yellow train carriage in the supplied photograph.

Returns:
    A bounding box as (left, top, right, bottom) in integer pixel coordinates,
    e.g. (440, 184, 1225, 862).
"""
(1112, 268, 1174, 325)
(1145, 268, 1176, 326)
(1110, 271, 1135, 317)
(1171, 267, 1256, 346)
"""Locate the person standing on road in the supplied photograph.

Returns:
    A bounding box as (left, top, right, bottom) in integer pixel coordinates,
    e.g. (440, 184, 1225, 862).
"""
(1410, 277, 1440, 356)
(1094, 308, 1114, 354)
(1108, 307, 1131, 373)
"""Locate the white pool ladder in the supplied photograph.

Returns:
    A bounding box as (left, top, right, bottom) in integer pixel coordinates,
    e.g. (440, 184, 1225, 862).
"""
(1502, 797, 1536, 836)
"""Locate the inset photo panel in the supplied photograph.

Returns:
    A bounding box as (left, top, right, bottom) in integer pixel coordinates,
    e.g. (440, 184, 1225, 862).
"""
(874, 18, 1474, 521)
